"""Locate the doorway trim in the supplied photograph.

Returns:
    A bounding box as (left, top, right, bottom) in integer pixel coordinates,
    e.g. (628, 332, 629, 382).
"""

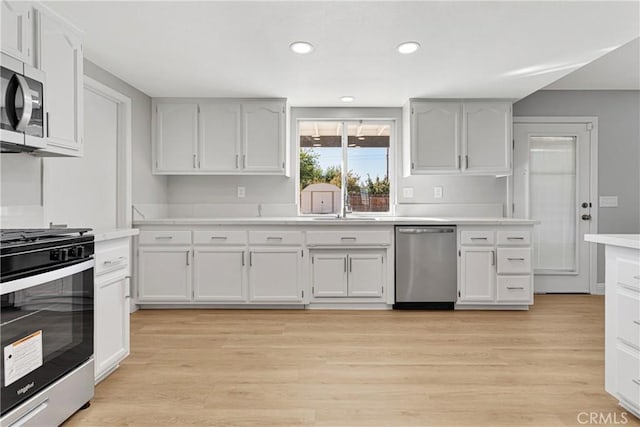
(83, 76, 133, 228)
(510, 116, 599, 294)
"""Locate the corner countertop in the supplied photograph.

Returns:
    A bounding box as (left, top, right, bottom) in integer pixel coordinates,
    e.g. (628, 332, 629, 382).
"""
(585, 234, 640, 250)
(132, 217, 538, 226)
(91, 228, 139, 242)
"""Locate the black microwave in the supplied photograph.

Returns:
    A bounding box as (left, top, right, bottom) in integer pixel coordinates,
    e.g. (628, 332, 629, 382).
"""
(0, 52, 46, 152)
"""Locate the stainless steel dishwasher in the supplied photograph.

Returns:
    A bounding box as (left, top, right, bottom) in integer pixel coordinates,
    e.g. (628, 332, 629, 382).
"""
(394, 226, 457, 309)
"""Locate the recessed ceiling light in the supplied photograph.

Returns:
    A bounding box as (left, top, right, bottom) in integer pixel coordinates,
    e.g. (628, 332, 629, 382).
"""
(397, 41, 420, 54)
(340, 96, 355, 103)
(290, 41, 314, 54)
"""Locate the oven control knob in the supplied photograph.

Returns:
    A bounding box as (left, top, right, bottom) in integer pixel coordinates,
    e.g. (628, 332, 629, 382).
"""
(59, 248, 69, 261)
(75, 246, 85, 258)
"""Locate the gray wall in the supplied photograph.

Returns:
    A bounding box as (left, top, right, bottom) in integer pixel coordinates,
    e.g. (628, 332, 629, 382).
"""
(514, 90, 640, 282)
(84, 60, 166, 205)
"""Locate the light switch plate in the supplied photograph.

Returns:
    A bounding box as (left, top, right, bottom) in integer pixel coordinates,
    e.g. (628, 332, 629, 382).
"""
(237, 186, 246, 198)
(599, 196, 618, 208)
(402, 187, 414, 198)
(433, 186, 443, 199)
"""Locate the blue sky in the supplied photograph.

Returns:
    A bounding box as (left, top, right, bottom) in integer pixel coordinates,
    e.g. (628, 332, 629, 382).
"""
(308, 147, 389, 183)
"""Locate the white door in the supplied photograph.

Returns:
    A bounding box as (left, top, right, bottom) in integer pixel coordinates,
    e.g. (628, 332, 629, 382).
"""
(138, 247, 192, 301)
(95, 276, 129, 380)
(248, 248, 301, 302)
(193, 248, 245, 301)
(1, 1, 33, 65)
(311, 191, 335, 214)
(155, 103, 198, 172)
(411, 102, 461, 173)
(312, 252, 347, 297)
(40, 12, 83, 151)
(199, 103, 241, 172)
(462, 102, 511, 174)
(242, 102, 285, 173)
(513, 121, 594, 293)
(348, 252, 384, 297)
(460, 248, 495, 302)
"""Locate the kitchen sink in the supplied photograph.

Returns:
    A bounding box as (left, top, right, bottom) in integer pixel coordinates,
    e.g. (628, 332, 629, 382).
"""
(311, 217, 378, 221)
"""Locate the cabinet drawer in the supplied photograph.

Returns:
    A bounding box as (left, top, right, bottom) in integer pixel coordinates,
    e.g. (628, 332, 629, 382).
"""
(194, 230, 247, 245)
(496, 276, 531, 302)
(139, 230, 191, 245)
(306, 230, 391, 246)
(617, 290, 640, 349)
(497, 248, 531, 274)
(497, 231, 531, 246)
(248, 231, 303, 246)
(616, 348, 640, 407)
(618, 258, 640, 290)
(95, 244, 130, 277)
(460, 231, 495, 246)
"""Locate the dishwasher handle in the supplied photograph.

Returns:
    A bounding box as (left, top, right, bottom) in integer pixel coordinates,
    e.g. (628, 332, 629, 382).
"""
(397, 228, 455, 234)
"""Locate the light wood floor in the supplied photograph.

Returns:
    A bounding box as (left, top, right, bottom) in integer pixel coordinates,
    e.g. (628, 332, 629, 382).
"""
(65, 295, 639, 427)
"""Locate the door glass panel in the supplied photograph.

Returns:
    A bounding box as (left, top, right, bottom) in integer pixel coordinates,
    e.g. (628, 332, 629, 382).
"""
(299, 121, 342, 214)
(346, 121, 390, 213)
(529, 136, 577, 272)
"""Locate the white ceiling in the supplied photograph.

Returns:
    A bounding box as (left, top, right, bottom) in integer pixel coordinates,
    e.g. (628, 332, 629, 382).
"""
(545, 37, 640, 90)
(45, 1, 640, 106)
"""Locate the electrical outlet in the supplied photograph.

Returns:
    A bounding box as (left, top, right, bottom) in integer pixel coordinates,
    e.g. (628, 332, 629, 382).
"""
(237, 186, 246, 198)
(402, 187, 414, 198)
(599, 196, 618, 207)
(433, 186, 443, 199)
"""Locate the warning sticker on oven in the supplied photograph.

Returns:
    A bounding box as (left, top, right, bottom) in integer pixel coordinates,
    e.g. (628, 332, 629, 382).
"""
(4, 330, 43, 387)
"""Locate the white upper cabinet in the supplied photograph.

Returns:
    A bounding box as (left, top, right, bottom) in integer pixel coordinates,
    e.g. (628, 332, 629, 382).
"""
(199, 103, 241, 172)
(462, 102, 512, 174)
(155, 103, 198, 172)
(242, 102, 285, 173)
(38, 8, 83, 156)
(411, 102, 461, 173)
(152, 99, 287, 175)
(1, 1, 35, 65)
(406, 100, 512, 176)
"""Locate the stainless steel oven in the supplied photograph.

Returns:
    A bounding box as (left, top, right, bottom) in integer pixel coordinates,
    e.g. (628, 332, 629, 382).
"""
(0, 229, 94, 426)
(0, 53, 46, 152)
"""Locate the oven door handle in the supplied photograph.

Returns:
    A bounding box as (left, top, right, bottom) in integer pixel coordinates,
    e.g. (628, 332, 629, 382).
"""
(1, 259, 95, 295)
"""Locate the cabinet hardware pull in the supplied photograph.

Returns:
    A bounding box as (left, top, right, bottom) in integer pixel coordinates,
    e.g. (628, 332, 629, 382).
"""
(491, 251, 495, 266)
(465, 155, 469, 169)
(210, 236, 228, 240)
(507, 286, 525, 290)
(349, 257, 353, 272)
(186, 250, 190, 266)
(266, 236, 283, 241)
(242, 252, 245, 266)
(155, 236, 173, 240)
(633, 320, 640, 326)
(103, 257, 126, 265)
(633, 379, 640, 386)
(46, 112, 50, 137)
(470, 237, 487, 240)
(634, 275, 640, 280)
(340, 237, 357, 241)
(193, 154, 197, 168)
(242, 155, 246, 168)
(235, 154, 239, 168)
(507, 237, 525, 240)
(249, 252, 252, 266)
(457, 155, 460, 169)
(507, 257, 525, 261)
(344, 258, 347, 273)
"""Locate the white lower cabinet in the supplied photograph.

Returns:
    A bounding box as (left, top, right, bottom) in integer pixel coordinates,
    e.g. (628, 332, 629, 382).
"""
(459, 248, 495, 302)
(194, 248, 245, 301)
(248, 248, 302, 302)
(138, 246, 192, 302)
(94, 237, 132, 383)
(311, 250, 385, 299)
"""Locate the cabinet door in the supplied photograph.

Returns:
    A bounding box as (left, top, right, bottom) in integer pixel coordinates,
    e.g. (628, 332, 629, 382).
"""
(138, 247, 192, 301)
(411, 102, 461, 173)
(312, 252, 348, 297)
(348, 252, 384, 297)
(39, 11, 83, 153)
(248, 248, 301, 302)
(199, 103, 241, 172)
(460, 248, 495, 302)
(155, 103, 198, 172)
(193, 248, 245, 301)
(95, 275, 129, 381)
(242, 102, 285, 173)
(462, 102, 511, 174)
(1, 1, 34, 65)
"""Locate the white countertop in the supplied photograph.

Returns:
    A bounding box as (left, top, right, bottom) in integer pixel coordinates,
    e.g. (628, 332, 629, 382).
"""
(91, 228, 139, 242)
(133, 217, 538, 226)
(585, 234, 640, 250)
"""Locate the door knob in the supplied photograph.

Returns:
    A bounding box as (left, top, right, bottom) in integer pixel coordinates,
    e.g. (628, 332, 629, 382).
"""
(581, 214, 592, 221)
(581, 202, 591, 208)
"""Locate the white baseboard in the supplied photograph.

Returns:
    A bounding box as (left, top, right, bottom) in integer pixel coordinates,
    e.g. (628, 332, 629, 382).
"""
(594, 282, 605, 295)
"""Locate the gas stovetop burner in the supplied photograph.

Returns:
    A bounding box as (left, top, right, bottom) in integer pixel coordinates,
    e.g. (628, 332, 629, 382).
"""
(0, 228, 92, 244)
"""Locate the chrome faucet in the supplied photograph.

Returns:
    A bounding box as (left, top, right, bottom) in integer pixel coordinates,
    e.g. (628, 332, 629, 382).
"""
(341, 193, 352, 218)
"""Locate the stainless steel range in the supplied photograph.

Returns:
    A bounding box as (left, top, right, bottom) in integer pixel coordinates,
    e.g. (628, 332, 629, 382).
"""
(0, 228, 95, 426)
